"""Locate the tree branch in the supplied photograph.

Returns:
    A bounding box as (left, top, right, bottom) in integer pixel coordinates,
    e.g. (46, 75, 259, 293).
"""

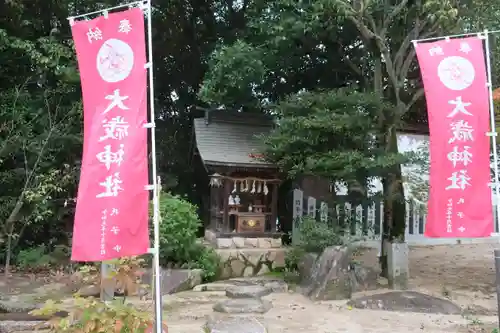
(381, 0, 409, 36)
(405, 87, 425, 112)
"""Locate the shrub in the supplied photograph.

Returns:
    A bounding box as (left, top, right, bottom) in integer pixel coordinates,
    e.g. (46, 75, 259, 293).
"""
(16, 244, 54, 270)
(156, 193, 200, 264)
(33, 297, 153, 333)
(294, 216, 345, 254)
(183, 243, 220, 281)
(156, 193, 220, 281)
(33, 257, 153, 333)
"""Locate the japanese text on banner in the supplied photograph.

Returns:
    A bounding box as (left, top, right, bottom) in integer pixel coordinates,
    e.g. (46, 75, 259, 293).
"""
(70, 8, 149, 261)
(415, 36, 493, 238)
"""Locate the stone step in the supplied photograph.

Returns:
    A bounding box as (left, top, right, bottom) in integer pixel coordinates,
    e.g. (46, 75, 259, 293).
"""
(205, 316, 267, 333)
(213, 298, 272, 314)
(225, 285, 272, 299)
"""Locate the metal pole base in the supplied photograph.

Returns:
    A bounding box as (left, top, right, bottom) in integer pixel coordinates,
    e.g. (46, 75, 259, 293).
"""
(494, 249, 500, 330)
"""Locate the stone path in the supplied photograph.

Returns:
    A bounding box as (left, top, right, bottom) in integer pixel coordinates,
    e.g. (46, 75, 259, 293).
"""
(160, 289, 496, 333)
(213, 285, 273, 315)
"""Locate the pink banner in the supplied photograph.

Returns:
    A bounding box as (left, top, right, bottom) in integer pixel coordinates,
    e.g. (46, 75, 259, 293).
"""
(71, 8, 150, 261)
(415, 36, 493, 238)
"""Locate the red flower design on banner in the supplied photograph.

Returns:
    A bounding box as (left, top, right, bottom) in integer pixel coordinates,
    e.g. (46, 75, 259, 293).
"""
(70, 8, 149, 261)
(415, 36, 493, 238)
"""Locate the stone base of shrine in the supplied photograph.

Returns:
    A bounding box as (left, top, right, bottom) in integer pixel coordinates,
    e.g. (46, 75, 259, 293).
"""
(204, 229, 286, 279)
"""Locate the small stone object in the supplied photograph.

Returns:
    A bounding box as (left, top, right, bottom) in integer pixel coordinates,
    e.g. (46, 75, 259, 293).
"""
(226, 285, 271, 299)
(205, 316, 267, 333)
(213, 298, 272, 314)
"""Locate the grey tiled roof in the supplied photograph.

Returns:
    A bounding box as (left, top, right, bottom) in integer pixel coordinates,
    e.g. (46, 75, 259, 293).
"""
(193, 112, 276, 168)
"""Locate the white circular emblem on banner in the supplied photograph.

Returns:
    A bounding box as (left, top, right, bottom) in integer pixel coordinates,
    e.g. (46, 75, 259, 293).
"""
(437, 56, 475, 91)
(96, 39, 134, 83)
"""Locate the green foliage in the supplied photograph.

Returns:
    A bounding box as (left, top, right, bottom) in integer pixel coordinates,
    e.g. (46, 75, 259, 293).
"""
(156, 193, 220, 281)
(263, 89, 407, 197)
(157, 193, 200, 263)
(182, 244, 221, 281)
(199, 40, 267, 109)
(33, 257, 153, 333)
(404, 141, 430, 206)
(284, 246, 305, 272)
(33, 297, 153, 333)
(293, 217, 346, 254)
(16, 244, 53, 270)
(15, 244, 70, 271)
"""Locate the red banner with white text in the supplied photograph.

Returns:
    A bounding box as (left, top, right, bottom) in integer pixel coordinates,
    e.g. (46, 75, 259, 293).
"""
(415, 36, 493, 238)
(71, 8, 149, 261)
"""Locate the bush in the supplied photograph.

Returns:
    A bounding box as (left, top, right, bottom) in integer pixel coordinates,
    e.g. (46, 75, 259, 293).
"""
(16, 244, 54, 270)
(156, 193, 220, 281)
(183, 243, 220, 281)
(294, 216, 345, 254)
(33, 257, 154, 333)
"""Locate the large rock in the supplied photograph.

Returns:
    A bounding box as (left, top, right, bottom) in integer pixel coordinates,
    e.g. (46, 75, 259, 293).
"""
(298, 246, 352, 300)
(213, 298, 272, 314)
(141, 269, 202, 295)
(226, 285, 272, 299)
(205, 316, 267, 333)
(348, 291, 462, 315)
(348, 262, 381, 291)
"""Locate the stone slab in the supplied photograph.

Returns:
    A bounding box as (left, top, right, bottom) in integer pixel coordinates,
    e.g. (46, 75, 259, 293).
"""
(205, 316, 267, 333)
(141, 268, 202, 295)
(348, 291, 462, 315)
(0, 320, 49, 333)
(0, 300, 39, 313)
(213, 298, 272, 314)
(193, 277, 288, 293)
(226, 285, 272, 299)
(387, 241, 409, 290)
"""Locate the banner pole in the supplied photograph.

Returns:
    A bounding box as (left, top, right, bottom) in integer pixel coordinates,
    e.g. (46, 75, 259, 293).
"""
(145, 0, 163, 332)
(485, 29, 500, 331)
(484, 29, 500, 233)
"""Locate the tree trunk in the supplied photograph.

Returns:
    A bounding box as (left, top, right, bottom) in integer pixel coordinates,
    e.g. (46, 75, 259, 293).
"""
(379, 126, 406, 278)
(3, 198, 24, 280)
(4, 223, 14, 281)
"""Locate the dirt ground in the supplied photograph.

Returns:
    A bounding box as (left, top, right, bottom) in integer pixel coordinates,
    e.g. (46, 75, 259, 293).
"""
(1, 243, 500, 332)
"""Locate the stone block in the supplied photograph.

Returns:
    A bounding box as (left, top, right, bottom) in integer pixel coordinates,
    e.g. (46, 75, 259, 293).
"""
(232, 237, 245, 248)
(244, 238, 259, 247)
(226, 285, 272, 299)
(387, 241, 409, 290)
(205, 316, 267, 333)
(258, 238, 272, 248)
(243, 266, 254, 277)
(216, 238, 233, 249)
(215, 248, 287, 278)
(141, 268, 202, 295)
(204, 229, 217, 243)
(213, 298, 272, 314)
(270, 238, 282, 248)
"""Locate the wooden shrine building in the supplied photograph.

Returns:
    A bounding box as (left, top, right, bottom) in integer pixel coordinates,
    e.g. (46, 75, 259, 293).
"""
(192, 111, 282, 243)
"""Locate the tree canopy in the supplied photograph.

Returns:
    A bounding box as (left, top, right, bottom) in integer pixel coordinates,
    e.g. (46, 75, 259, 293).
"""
(0, 0, 498, 270)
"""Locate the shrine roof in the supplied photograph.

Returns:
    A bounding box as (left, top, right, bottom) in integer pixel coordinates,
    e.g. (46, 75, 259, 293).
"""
(193, 111, 276, 169)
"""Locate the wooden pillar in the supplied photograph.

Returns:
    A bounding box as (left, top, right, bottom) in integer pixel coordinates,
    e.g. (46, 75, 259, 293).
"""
(270, 183, 278, 232)
(223, 179, 230, 232)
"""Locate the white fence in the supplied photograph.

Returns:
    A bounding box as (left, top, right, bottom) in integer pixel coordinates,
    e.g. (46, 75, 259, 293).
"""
(291, 189, 499, 246)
